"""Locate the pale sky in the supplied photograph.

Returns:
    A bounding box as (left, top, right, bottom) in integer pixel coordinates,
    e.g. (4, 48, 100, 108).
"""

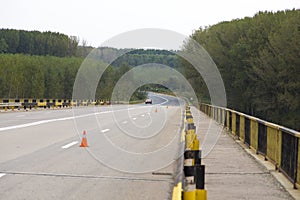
(0, 0, 299, 48)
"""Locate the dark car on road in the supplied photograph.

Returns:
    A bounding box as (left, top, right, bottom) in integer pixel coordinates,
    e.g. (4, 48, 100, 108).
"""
(145, 99, 152, 104)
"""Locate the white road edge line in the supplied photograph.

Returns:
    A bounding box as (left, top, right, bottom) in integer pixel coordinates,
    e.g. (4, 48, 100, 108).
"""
(62, 141, 79, 149)
(0, 107, 148, 132)
(0, 173, 6, 178)
(101, 129, 110, 133)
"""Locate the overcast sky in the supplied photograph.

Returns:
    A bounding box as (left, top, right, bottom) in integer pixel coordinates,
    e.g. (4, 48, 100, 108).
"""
(0, 0, 298, 48)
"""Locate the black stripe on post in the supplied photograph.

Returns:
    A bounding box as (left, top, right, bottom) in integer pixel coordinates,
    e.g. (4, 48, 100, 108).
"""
(195, 165, 205, 189)
(186, 115, 193, 120)
(187, 123, 196, 131)
(184, 166, 195, 177)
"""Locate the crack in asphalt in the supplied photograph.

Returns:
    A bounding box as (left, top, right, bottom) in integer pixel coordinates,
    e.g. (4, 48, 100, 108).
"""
(0, 171, 173, 182)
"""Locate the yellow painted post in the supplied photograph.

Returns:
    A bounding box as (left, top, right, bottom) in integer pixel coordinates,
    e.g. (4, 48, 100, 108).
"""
(12, 106, 14, 111)
(240, 115, 245, 142)
(266, 125, 282, 168)
(187, 118, 194, 124)
(186, 133, 193, 149)
(226, 110, 230, 129)
(196, 189, 207, 200)
(232, 112, 236, 135)
(250, 119, 258, 150)
(172, 182, 182, 200)
(192, 139, 200, 151)
(183, 190, 196, 200)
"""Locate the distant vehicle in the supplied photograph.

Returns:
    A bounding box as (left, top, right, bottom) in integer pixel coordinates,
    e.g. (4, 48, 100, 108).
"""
(145, 99, 152, 104)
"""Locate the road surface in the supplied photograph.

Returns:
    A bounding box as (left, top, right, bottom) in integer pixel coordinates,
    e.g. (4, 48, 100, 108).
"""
(0, 93, 184, 200)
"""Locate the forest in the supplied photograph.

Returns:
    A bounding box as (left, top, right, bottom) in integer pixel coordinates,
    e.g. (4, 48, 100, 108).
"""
(0, 29, 79, 57)
(0, 33, 179, 100)
(181, 9, 299, 130)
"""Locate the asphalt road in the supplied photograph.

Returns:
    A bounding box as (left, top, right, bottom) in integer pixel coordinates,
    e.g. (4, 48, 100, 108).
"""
(0, 93, 184, 200)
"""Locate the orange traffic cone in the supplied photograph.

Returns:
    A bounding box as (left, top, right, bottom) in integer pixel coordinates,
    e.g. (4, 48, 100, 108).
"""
(80, 130, 88, 147)
(155, 108, 158, 113)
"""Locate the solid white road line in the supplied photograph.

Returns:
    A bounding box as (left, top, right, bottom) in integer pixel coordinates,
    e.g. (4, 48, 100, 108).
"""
(101, 129, 110, 133)
(61, 141, 79, 149)
(0, 107, 148, 132)
(0, 173, 6, 178)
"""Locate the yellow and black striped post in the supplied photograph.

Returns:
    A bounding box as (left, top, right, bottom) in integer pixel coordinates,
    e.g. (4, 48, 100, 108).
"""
(182, 105, 207, 200)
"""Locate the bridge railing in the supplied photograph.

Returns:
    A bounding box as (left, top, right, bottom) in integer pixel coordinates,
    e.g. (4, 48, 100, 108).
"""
(200, 103, 300, 189)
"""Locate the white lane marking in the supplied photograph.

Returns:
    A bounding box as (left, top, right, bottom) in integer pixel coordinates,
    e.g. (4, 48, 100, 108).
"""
(158, 95, 169, 105)
(141, 114, 145, 117)
(101, 129, 110, 133)
(0, 173, 6, 178)
(0, 107, 147, 132)
(62, 141, 79, 149)
(132, 117, 137, 120)
(16, 115, 25, 118)
(122, 121, 128, 124)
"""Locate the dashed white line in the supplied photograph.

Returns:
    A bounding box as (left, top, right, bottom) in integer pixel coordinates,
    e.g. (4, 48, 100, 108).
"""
(141, 114, 145, 117)
(101, 129, 110, 133)
(0, 173, 6, 178)
(132, 118, 137, 120)
(122, 121, 128, 124)
(62, 141, 79, 149)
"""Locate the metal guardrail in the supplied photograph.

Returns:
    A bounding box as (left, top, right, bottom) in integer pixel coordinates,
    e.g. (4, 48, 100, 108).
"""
(200, 103, 300, 189)
(0, 98, 111, 110)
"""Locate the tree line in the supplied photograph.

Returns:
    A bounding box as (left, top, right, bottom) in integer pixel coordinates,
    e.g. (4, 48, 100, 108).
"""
(181, 9, 300, 130)
(0, 45, 180, 101)
(0, 29, 78, 57)
(0, 53, 146, 100)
